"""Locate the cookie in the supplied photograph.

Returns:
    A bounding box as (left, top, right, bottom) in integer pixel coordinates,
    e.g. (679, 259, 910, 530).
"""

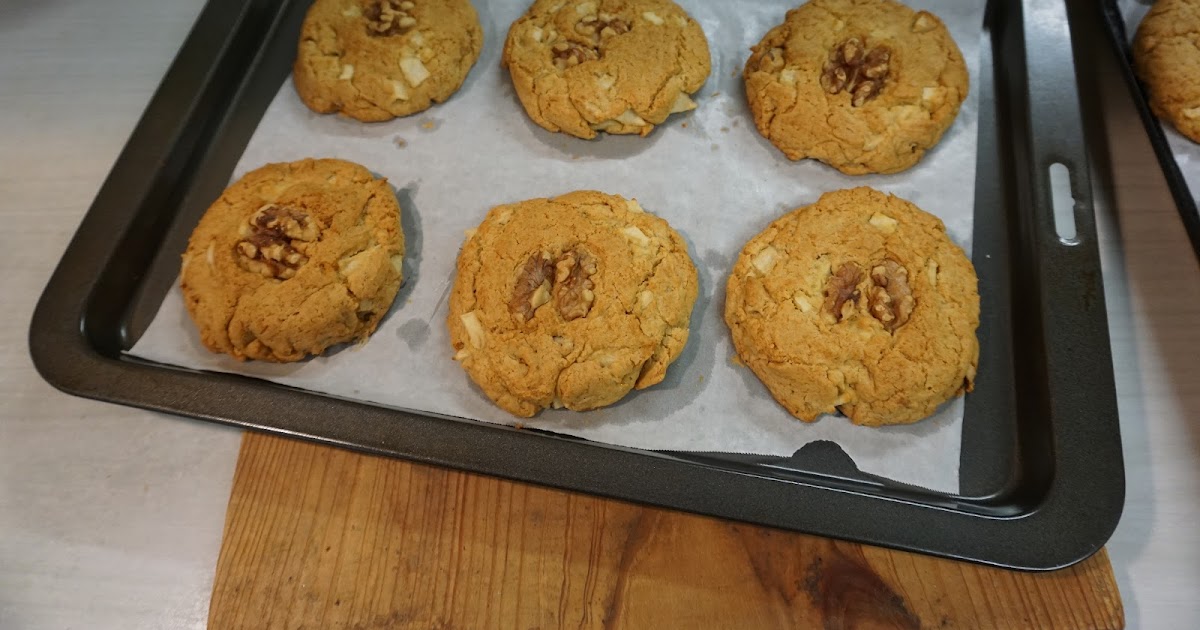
(502, 0, 711, 139)
(744, 0, 969, 174)
(293, 0, 483, 122)
(1134, 0, 1200, 143)
(181, 158, 405, 362)
(724, 187, 978, 426)
(448, 191, 698, 417)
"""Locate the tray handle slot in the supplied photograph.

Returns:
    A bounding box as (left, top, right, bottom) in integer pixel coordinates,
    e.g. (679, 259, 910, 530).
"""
(1021, 0, 1096, 249)
(1048, 162, 1078, 244)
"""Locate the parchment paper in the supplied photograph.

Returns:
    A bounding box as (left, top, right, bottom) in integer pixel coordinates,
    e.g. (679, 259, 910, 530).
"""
(130, 0, 984, 493)
(1119, 0, 1200, 200)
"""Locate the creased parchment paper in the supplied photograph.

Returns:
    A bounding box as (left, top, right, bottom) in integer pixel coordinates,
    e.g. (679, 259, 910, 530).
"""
(1119, 1, 1200, 201)
(130, 0, 984, 493)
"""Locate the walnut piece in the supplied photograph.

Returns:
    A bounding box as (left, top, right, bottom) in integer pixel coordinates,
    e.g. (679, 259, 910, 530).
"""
(575, 12, 631, 41)
(235, 205, 320, 280)
(365, 0, 416, 37)
(820, 38, 892, 107)
(510, 253, 555, 323)
(822, 262, 863, 322)
(552, 41, 600, 70)
(509, 248, 598, 323)
(868, 259, 915, 333)
(553, 11, 629, 70)
(552, 249, 597, 321)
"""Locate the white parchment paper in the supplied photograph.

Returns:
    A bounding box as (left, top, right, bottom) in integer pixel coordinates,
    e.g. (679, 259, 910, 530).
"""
(130, 0, 984, 493)
(1119, 0, 1200, 199)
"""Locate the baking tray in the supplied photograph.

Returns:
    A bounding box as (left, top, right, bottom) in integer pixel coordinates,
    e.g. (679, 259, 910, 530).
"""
(29, 0, 1123, 570)
(1100, 0, 1200, 260)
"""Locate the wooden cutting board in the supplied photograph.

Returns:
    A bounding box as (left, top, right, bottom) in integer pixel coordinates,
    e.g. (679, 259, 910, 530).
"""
(208, 433, 1123, 629)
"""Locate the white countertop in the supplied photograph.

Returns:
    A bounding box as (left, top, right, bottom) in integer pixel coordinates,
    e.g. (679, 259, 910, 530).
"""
(1, 2, 1197, 628)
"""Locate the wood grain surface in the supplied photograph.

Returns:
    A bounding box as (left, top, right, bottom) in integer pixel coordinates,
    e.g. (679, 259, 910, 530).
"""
(208, 433, 1123, 629)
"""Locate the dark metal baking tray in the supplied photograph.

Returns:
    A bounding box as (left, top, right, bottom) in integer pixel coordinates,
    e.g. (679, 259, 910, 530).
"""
(29, 0, 1123, 570)
(1100, 0, 1200, 260)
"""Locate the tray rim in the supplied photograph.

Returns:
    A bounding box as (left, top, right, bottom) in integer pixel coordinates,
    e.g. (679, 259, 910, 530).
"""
(28, 0, 1124, 571)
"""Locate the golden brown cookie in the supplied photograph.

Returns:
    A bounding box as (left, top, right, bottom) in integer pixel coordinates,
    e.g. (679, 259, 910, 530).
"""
(293, 0, 483, 122)
(502, 0, 711, 139)
(448, 191, 698, 417)
(1134, 0, 1200, 143)
(181, 158, 405, 362)
(744, 0, 969, 174)
(724, 187, 979, 426)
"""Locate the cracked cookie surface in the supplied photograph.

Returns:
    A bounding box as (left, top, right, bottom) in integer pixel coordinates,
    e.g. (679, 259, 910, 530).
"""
(502, 0, 711, 139)
(1134, 0, 1200, 143)
(448, 191, 698, 417)
(724, 187, 978, 426)
(181, 158, 405, 362)
(294, 0, 483, 122)
(743, 0, 968, 174)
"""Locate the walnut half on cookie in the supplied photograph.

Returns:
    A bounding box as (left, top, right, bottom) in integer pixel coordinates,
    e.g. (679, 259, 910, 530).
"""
(502, 0, 711, 139)
(744, 0, 969, 174)
(180, 159, 405, 362)
(724, 187, 979, 427)
(448, 191, 699, 417)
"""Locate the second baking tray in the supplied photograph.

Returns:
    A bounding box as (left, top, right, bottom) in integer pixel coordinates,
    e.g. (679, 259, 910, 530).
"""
(1099, 0, 1200, 261)
(30, 0, 1123, 570)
